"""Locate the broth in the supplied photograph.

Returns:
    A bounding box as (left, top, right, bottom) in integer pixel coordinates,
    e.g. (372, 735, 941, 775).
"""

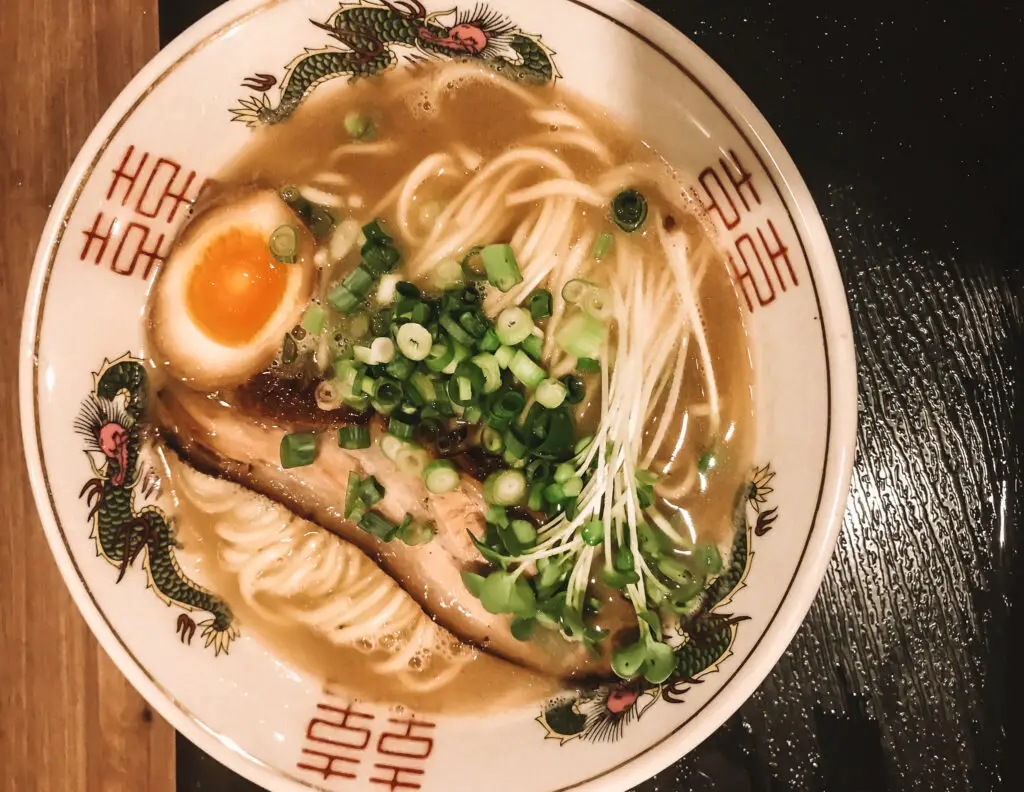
(150, 63, 755, 711)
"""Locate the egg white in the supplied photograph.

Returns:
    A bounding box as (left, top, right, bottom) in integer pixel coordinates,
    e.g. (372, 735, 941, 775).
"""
(149, 189, 315, 390)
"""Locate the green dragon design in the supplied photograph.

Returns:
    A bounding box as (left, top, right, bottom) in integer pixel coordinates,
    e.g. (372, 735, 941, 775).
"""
(230, 0, 558, 126)
(75, 355, 238, 655)
(537, 465, 777, 744)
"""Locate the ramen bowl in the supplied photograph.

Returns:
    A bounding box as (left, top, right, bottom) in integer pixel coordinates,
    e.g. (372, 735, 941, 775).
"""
(19, 0, 856, 789)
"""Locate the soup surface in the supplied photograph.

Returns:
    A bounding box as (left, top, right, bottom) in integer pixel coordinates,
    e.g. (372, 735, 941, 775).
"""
(147, 63, 754, 713)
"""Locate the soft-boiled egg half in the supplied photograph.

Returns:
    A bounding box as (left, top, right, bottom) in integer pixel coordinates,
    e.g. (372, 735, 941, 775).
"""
(149, 189, 315, 390)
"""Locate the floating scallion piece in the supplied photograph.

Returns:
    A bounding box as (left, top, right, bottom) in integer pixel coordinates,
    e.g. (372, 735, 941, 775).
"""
(481, 244, 523, 292)
(268, 225, 299, 264)
(423, 459, 460, 494)
(593, 231, 614, 260)
(338, 425, 371, 450)
(611, 188, 648, 233)
(345, 112, 375, 141)
(528, 289, 553, 320)
(556, 313, 607, 360)
(496, 307, 533, 346)
(280, 432, 317, 469)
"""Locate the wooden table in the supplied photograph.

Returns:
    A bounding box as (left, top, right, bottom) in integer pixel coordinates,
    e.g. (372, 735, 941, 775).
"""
(0, 2, 174, 790)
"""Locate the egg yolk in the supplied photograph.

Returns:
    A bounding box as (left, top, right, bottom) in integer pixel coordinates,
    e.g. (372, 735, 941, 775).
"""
(186, 227, 290, 347)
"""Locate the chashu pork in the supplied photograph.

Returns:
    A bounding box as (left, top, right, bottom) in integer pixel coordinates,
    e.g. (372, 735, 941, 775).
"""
(156, 384, 615, 679)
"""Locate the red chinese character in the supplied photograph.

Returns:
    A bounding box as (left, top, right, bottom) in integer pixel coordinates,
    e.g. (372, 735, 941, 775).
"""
(306, 702, 375, 750)
(296, 749, 359, 782)
(80, 211, 115, 264)
(135, 158, 199, 224)
(106, 146, 150, 206)
(376, 717, 435, 760)
(757, 218, 798, 290)
(728, 219, 797, 312)
(109, 221, 168, 280)
(720, 149, 761, 213)
(370, 763, 425, 791)
(698, 149, 761, 231)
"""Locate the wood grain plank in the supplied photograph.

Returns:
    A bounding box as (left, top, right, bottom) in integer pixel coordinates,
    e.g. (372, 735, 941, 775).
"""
(0, 1, 172, 791)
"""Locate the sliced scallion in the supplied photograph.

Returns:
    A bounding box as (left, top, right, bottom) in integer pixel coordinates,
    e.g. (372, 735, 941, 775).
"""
(370, 336, 395, 364)
(593, 231, 614, 261)
(520, 333, 543, 361)
(561, 278, 594, 305)
(483, 469, 527, 506)
(480, 425, 505, 454)
(556, 312, 607, 360)
(481, 244, 523, 292)
(509, 350, 546, 390)
(423, 459, 460, 494)
(388, 416, 416, 441)
(269, 225, 299, 264)
(358, 510, 399, 542)
(328, 284, 361, 314)
(494, 345, 515, 369)
(301, 304, 326, 335)
(528, 289, 553, 320)
(536, 378, 568, 409)
(338, 425, 371, 450)
(576, 357, 601, 373)
(561, 374, 586, 404)
(345, 112, 375, 141)
(280, 432, 317, 469)
(471, 353, 502, 394)
(611, 188, 648, 233)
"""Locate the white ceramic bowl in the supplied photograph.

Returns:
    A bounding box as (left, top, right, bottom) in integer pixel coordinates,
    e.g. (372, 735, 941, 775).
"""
(20, 1, 856, 789)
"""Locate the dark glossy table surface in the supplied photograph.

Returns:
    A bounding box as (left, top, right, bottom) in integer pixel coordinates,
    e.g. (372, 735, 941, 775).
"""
(162, 1, 1021, 790)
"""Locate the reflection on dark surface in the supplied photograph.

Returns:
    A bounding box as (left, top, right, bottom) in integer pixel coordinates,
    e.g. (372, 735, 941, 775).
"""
(162, 1, 1020, 790)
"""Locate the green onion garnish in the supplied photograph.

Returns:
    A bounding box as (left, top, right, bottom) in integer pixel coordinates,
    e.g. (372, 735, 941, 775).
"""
(593, 232, 614, 260)
(338, 425, 370, 450)
(478, 328, 501, 353)
(488, 388, 525, 422)
(471, 353, 502, 394)
(280, 187, 335, 241)
(483, 469, 527, 506)
(426, 340, 455, 373)
(509, 350, 546, 390)
(423, 459, 460, 494)
(556, 313, 607, 360)
(520, 333, 543, 361)
(328, 284, 362, 314)
(280, 432, 317, 469)
(494, 345, 515, 369)
(345, 112, 375, 141)
(358, 475, 385, 508)
(528, 289, 553, 320)
(388, 416, 416, 441)
(561, 374, 586, 404)
(480, 425, 505, 454)
(561, 278, 594, 305)
(362, 243, 401, 276)
(481, 244, 524, 293)
(385, 355, 415, 381)
(536, 378, 568, 409)
(576, 357, 601, 373)
(362, 219, 391, 246)
(358, 510, 399, 542)
(503, 431, 528, 462)
(268, 225, 299, 264)
(611, 188, 648, 233)
(301, 304, 326, 335)
(440, 313, 476, 347)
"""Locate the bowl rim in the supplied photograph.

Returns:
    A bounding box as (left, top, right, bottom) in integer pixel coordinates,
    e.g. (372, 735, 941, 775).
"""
(19, 0, 857, 789)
